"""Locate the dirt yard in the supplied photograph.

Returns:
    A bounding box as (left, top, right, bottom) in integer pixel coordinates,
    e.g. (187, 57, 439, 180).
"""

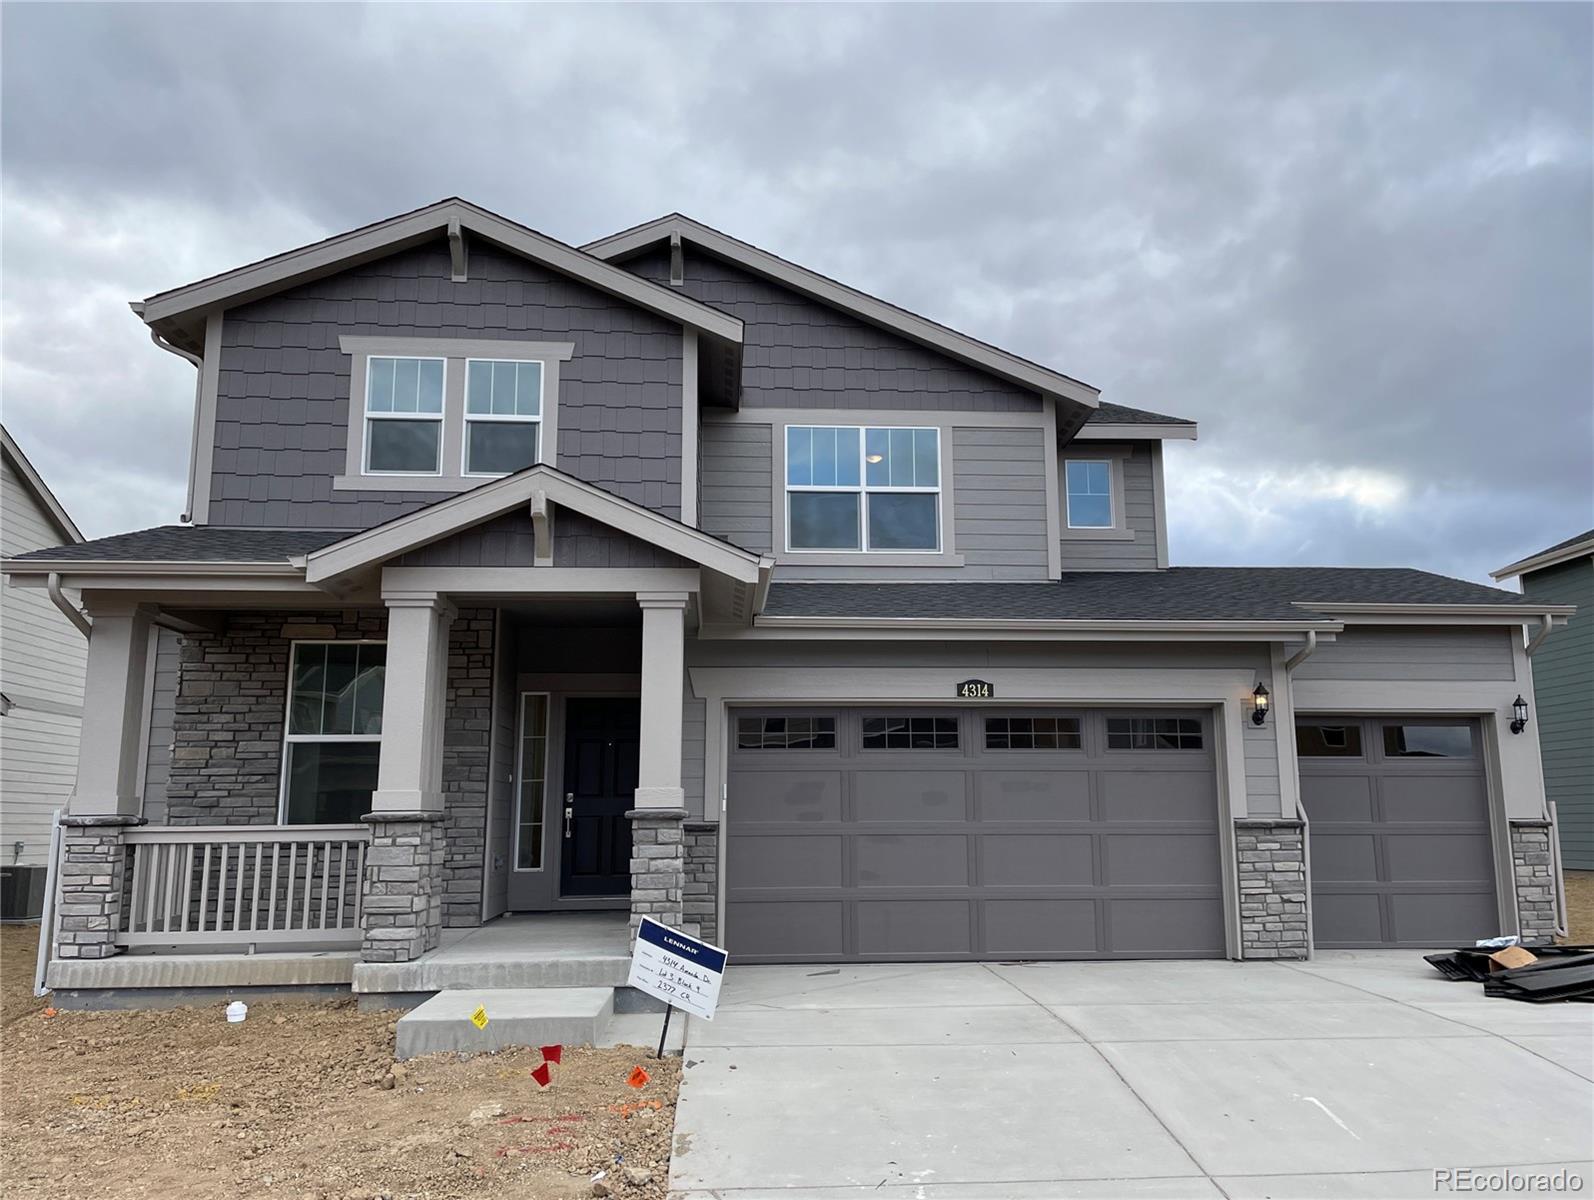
(1564, 870, 1594, 943)
(0, 927, 680, 1200)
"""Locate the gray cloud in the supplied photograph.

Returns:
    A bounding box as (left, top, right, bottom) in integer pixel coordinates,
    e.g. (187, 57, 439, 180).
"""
(2, 1, 1588, 581)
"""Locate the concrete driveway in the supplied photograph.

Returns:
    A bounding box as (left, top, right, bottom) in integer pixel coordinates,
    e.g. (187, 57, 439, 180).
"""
(669, 951, 1593, 1198)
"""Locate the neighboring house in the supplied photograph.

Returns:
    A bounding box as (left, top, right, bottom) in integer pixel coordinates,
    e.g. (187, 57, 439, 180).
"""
(1, 199, 1573, 1002)
(0, 426, 87, 917)
(1493, 530, 1594, 871)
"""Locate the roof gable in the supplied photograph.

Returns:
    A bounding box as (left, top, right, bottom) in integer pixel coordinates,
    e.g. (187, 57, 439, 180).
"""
(584, 214, 1100, 425)
(137, 199, 743, 353)
(1, 425, 83, 544)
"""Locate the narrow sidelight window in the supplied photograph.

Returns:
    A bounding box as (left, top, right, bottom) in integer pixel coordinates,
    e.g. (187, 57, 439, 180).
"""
(465, 359, 542, 476)
(515, 693, 550, 869)
(364, 357, 445, 474)
(786, 425, 940, 551)
(1065, 459, 1113, 528)
(282, 642, 386, 823)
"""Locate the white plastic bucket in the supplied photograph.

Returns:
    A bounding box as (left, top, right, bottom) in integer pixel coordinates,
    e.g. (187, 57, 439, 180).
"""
(225, 1001, 248, 1023)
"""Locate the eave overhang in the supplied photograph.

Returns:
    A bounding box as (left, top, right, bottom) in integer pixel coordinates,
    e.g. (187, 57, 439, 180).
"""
(729, 615, 1342, 642)
(1490, 535, 1594, 582)
(1293, 601, 1578, 624)
(1072, 423, 1198, 442)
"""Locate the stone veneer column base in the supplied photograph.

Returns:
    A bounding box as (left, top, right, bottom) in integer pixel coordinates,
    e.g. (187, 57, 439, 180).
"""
(1509, 820, 1559, 943)
(1236, 818, 1310, 960)
(683, 821, 719, 945)
(627, 807, 686, 940)
(56, 815, 145, 960)
(360, 813, 447, 963)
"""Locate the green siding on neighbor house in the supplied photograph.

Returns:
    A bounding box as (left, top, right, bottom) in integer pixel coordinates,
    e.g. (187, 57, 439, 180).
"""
(1522, 558, 1594, 869)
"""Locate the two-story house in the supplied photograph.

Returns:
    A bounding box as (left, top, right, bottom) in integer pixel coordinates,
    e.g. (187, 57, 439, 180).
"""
(5, 200, 1572, 1005)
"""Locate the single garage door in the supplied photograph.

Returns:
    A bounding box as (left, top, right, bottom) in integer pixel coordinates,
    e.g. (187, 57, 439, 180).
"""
(1299, 717, 1500, 948)
(723, 707, 1226, 962)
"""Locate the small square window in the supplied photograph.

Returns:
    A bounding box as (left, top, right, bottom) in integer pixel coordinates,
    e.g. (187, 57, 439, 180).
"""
(1066, 460, 1114, 529)
(1297, 724, 1364, 757)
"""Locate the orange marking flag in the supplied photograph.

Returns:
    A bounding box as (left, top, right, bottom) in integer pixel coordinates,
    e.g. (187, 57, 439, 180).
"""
(626, 1065, 650, 1089)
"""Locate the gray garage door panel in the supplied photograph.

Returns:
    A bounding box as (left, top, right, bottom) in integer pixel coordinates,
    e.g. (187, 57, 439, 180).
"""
(1300, 716, 1500, 949)
(725, 707, 1225, 963)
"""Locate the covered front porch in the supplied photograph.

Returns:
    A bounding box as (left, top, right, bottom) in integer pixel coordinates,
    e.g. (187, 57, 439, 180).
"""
(18, 466, 764, 997)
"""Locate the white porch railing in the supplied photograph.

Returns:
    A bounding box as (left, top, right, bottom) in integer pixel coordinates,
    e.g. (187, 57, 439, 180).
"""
(121, 825, 370, 949)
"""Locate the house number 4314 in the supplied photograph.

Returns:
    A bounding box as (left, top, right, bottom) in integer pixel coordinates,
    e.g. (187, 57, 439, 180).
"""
(956, 679, 994, 699)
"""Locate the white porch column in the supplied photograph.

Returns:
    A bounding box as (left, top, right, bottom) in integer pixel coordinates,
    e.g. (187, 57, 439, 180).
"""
(635, 591, 688, 810)
(369, 594, 456, 816)
(362, 591, 455, 964)
(630, 591, 690, 937)
(58, 600, 154, 960)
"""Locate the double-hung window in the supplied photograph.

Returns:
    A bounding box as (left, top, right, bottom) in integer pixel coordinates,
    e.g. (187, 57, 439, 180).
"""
(465, 359, 542, 476)
(282, 642, 386, 824)
(1065, 459, 1114, 528)
(785, 425, 940, 551)
(364, 357, 446, 474)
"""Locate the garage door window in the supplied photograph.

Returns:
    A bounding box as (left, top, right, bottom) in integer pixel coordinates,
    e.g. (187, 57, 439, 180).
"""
(862, 716, 959, 750)
(1297, 723, 1364, 757)
(1382, 724, 1474, 758)
(1106, 716, 1203, 751)
(737, 715, 837, 750)
(985, 716, 1082, 750)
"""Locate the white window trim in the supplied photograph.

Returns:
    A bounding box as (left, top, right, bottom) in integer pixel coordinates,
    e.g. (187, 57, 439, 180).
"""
(276, 639, 387, 825)
(1061, 447, 1133, 541)
(335, 336, 573, 492)
(462, 357, 545, 480)
(512, 691, 551, 872)
(783, 424, 943, 555)
(362, 356, 447, 477)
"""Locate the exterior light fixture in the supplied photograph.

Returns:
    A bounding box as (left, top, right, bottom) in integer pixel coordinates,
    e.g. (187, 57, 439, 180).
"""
(1251, 682, 1270, 726)
(1510, 694, 1530, 735)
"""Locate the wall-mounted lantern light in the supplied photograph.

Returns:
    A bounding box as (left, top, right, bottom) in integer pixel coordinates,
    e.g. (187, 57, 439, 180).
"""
(1251, 682, 1270, 726)
(1510, 694, 1530, 735)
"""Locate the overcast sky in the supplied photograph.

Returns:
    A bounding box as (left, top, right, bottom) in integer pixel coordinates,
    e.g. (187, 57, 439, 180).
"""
(2, 2, 1589, 583)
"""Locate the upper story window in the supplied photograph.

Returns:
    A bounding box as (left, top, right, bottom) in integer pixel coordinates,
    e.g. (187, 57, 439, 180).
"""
(1065, 459, 1114, 528)
(337, 337, 573, 493)
(465, 359, 542, 477)
(785, 425, 940, 552)
(364, 357, 446, 474)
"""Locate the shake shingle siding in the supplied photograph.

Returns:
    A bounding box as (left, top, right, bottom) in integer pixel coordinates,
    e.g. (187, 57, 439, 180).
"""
(626, 247, 1041, 412)
(210, 241, 684, 529)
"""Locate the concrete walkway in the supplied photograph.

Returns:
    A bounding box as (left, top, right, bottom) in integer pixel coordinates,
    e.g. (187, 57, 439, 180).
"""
(670, 951, 1594, 1198)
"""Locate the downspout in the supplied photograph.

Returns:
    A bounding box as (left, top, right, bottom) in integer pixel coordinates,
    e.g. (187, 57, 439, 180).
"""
(47, 573, 91, 638)
(1524, 613, 1558, 657)
(1284, 630, 1318, 673)
(134, 304, 204, 524)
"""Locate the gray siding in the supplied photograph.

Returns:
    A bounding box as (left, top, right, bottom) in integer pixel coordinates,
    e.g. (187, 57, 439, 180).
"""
(626, 247, 1042, 412)
(1522, 560, 1594, 869)
(700, 420, 772, 554)
(1293, 626, 1517, 682)
(1058, 442, 1161, 571)
(682, 682, 706, 817)
(139, 627, 181, 825)
(551, 510, 691, 569)
(952, 426, 1050, 580)
(0, 458, 86, 864)
(210, 240, 684, 528)
(392, 507, 688, 569)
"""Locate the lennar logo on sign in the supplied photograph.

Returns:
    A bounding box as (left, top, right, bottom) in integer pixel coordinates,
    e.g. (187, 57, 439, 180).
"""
(627, 917, 728, 1022)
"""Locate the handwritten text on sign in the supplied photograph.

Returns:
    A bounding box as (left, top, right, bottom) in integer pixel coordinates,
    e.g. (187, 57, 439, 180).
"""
(627, 917, 727, 1022)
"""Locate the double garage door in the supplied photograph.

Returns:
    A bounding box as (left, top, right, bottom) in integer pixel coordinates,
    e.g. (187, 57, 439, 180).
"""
(724, 707, 1226, 963)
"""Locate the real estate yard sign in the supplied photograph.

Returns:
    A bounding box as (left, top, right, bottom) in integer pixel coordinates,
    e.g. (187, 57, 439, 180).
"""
(628, 917, 727, 1051)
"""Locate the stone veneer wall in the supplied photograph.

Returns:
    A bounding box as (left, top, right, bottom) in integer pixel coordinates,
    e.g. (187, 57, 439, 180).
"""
(1236, 819, 1309, 959)
(164, 607, 493, 928)
(1510, 821, 1560, 942)
(683, 821, 718, 945)
(628, 810, 685, 938)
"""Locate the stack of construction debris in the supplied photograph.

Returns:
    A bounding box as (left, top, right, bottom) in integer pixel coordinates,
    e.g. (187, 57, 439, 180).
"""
(1425, 943, 1594, 1002)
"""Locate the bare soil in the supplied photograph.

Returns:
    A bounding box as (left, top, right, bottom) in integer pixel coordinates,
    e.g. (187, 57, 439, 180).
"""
(0, 927, 680, 1200)
(1564, 870, 1594, 943)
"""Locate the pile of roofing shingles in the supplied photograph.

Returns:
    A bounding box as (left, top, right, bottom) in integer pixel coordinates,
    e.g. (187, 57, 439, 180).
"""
(1425, 944, 1594, 1002)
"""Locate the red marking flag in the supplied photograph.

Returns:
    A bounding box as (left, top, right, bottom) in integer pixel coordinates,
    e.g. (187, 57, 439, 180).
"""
(530, 1062, 552, 1088)
(540, 1044, 563, 1065)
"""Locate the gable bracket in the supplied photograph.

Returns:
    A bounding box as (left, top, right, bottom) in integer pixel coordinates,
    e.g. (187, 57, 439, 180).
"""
(448, 216, 468, 283)
(529, 489, 552, 564)
(669, 231, 685, 287)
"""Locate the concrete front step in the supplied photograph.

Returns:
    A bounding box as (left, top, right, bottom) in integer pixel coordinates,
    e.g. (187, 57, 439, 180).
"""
(352, 954, 630, 994)
(395, 987, 615, 1060)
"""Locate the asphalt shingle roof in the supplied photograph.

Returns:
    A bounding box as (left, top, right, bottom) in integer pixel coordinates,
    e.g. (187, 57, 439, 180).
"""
(7, 525, 345, 563)
(1085, 401, 1196, 426)
(763, 568, 1533, 623)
